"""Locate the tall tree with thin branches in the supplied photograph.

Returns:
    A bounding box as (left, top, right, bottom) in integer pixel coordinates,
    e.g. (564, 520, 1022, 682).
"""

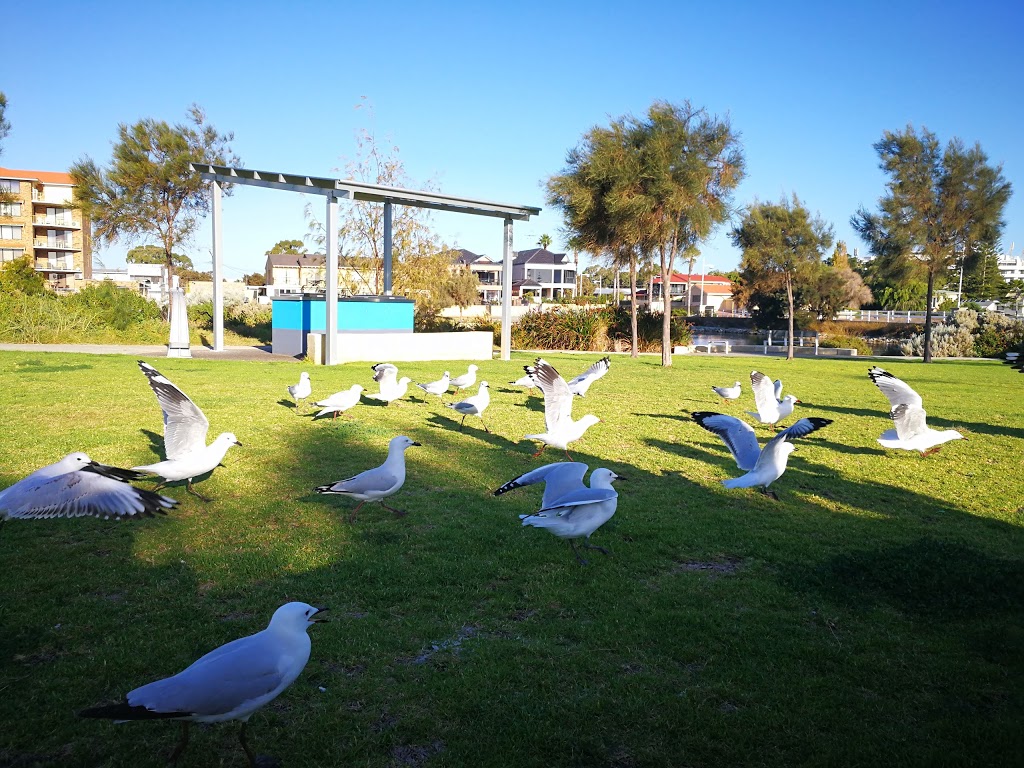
(852, 125, 1011, 362)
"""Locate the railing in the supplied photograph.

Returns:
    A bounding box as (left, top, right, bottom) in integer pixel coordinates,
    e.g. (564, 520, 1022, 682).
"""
(34, 214, 77, 227)
(834, 309, 950, 323)
(33, 238, 75, 250)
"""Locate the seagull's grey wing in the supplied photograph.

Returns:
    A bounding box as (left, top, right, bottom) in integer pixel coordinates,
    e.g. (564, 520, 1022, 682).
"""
(773, 379, 783, 400)
(372, 364, 398, 388)
(691, 412, 761, 471)
(532, 359, 574, 432)
(329, 466, 399, 495)
(774, 417, 833, 443)
(128, 634, 286, 717)
(1, 469, 176, 520)
(138, 361, 210, 460)
(891, 403, 928, 440)
(538, 486, 617, 514)
(494, 462, 589, 509)
(868, 367, 923, 409)
(750, 371, 778, 418)
(568, 356, 611, 388)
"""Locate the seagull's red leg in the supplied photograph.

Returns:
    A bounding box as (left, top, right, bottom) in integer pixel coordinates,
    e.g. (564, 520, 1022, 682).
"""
(169, 722, 190, 763)
(348, 500, 366, 523)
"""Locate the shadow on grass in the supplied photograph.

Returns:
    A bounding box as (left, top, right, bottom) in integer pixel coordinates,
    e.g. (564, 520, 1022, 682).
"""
(811, 402, 1024, 441)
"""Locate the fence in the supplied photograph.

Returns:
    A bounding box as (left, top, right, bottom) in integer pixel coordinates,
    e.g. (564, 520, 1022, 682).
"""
(834, 309, 950, 324)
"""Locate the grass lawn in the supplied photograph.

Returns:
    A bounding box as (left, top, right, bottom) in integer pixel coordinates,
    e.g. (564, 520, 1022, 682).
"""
(0, 350, 1021, 767)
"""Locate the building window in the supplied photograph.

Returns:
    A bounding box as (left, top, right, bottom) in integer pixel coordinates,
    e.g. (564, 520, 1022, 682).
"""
(0, 224, 23, 240)
(1, 248, 25, 262)
(0, 202, 22, 217)
(0, 180, 18, 194)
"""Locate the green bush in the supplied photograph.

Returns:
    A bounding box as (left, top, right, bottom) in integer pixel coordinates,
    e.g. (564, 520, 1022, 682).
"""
(68, 282, 163, 331)
(188, 300, 272, 343)
(510, 306, 691, 352)
(900, 309, 1024, 359)
(0, 290, 169, 344)
(819, 334, 872, 355)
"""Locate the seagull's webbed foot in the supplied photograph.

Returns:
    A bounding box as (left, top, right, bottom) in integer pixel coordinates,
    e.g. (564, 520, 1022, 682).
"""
(381, 503, 408, 519)
(168, 721, 190, 764)
(921, 447, 942, 457)
(759, 487, 779, 501)
(570, 539, 589, 566)
(185, 481, 212, 502)
(531, 446, 546, 459)
(583, 541, 611, 557)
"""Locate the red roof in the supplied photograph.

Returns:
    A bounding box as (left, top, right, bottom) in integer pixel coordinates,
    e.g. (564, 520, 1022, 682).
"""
(652, 272, 731, 284)
(0, 167, 75, 185)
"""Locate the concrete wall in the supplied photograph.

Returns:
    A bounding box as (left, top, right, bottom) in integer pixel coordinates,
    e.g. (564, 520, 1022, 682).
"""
(298, 331, 494, 364)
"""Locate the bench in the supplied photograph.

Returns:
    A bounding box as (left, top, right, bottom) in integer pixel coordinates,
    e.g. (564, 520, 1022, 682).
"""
(694, 341, 731, 354)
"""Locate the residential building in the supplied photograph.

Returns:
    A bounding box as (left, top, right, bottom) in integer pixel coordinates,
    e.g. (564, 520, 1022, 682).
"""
(452, 248, 503, 303)
(264, 253, 374, 297)
(996, 252, 1024, 283)
(92, 263, 175, 304)
(0, 167, 92, 291)
(512, 248, 576, 299)
(651, 272, 737, 315)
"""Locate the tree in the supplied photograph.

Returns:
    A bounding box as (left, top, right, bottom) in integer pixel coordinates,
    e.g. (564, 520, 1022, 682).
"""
(537, 234, 553, 250)
(0, 91, 9, 156)
(963, 242, 1008, 302)
(268, 239, 306, 255)
(852, 125, 1011, 362)
(0, 255, 46, 295)
(443, 268, 480, 313)
(732, 196, 834, 359)
(126, 244, 193, 270)
(70, 105, 239, 320)
(243, 272, 266, 287)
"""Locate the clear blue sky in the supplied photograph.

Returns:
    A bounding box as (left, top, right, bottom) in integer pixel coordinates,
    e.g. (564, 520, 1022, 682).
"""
(4, 0, 1022, 279)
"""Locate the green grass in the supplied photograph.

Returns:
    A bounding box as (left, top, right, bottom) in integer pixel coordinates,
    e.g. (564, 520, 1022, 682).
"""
(0, 351, 1021, 767)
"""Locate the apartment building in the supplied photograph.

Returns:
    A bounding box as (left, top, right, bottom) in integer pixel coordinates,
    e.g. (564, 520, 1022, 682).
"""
(512, 248, 577, 299)
(264, 253, 374, 297)
(0, 167, 92, 290)
(452, 248, 503, 303)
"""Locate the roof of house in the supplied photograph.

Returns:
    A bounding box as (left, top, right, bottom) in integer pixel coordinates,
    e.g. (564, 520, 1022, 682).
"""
(0, 167, 75, 185)
(265, 253, 325, 268)
(514, 248, 569, 265)
(652, 272, 732, 285)
(512, 279, 542, 289)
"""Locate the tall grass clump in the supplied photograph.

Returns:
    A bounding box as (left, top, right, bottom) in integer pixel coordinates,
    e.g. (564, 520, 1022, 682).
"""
(188, 300, 272, 343)
(512, 306, 692, 352)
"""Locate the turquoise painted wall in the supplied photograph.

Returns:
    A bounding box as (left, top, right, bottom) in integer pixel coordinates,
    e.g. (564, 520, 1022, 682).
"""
(272, 298, 414, 333)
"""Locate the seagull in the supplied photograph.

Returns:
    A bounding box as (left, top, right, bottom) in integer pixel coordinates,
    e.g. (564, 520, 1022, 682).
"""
(445, 381, 490, 432)
(366, 363, 411, 405)
(711, 381, 742, 403)
(691, 411, 832, 499)
(773, 378, 784, 401)
(449, 364, 479, 394)
(567, 356, 611, 397)
(522, 359, 601, 460)
(133, 361, 242, 502)
(0, 453, 177, 527)
(314, 435, 420, 521)
(867, 366, 965, 455)
(746, 370, 799, 429)
(287, 371, 312, 414)
(416, 370, 450, 401)
(313, 384, 365, 420)
(494, 462, 623, 565)
(509, 371, 538, 392)
(80, 602, 327, 767)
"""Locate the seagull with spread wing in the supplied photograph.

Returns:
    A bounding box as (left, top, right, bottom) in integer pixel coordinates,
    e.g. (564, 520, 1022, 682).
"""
(567, 356, 611, 397)
(867, 366, 964, 455)
(494, 462, 624, 565)
(746, 370, 800, 429)
(133, 361, 242, 501)
(691, 411, 832, 499)
(522, 358, 601, 460)
(366, 363, 411, 405)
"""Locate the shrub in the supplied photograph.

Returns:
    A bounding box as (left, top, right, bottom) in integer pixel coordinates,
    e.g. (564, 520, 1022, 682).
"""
(510, 306, 691, 353)
(899, 309, 1024, 359)
(188, 300, 272, 343)
(819, 334, 872, 356)
(68, 282, 163, 330)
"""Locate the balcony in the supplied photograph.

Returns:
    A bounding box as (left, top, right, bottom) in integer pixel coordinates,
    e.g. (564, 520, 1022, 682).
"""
(35, 257, 77, 273)
(34, 214, 78, 229)
(34, 238, 77, 251)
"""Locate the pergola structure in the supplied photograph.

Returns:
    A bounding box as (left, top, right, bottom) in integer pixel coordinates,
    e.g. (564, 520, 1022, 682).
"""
(190, 163, 541, 364)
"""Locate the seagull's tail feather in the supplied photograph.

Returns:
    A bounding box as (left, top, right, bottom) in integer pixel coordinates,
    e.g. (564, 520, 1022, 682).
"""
(314, 483, 346, 495)
(78, 702, 188, 721)
(521, 514, 559, 529)
(722, 475, 757, 490)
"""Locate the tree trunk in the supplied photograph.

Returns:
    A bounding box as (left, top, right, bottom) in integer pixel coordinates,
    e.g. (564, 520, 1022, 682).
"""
(923, 270, 935, 363)
(661, 248, 673, 366)
(786, 272, 795, 361)
(629, 254, 639, 358)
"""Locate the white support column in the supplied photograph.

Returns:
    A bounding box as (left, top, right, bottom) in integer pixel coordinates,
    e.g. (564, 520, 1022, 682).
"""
(325, 193, 339, 365)
(383, 199, 393, 295)
(500, 217, 513, 361)
(211, 180, 225, 351)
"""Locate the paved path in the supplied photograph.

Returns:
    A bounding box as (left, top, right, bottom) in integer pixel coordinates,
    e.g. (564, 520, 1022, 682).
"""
(0, 343, 300, 363)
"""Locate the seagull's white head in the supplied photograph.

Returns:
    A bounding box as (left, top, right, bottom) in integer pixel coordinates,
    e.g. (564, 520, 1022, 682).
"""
(215, 432, 243, 448)
(782, 394, 800, 405)
(479, 381, 489, 389)
(350, 384, 365, 393)
(398, 377, 412, 386)
(389, 435, 421, 452)
(468, 365, 479, 372)
(269, 602, 329, 633)
(61, 452, 93, 469)
(590, 468, 624, 487)
(300, 372, 310, 382)
(579, 414, 601, 429)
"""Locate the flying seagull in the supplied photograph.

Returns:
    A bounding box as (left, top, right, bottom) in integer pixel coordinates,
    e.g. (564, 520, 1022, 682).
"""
(494, 462, 624, 565)
(691, 411, 832, 499)
(449, 364, 479, 395)
(445, 381, 490, 432)
(867, 366, 965, 455)
(80, 602, 327, 767)
(366, 363, 411, 405)
(313, 384, 365, 420)
(314, 435, 420, 521)
(0, 453, 176, 527)
(523, 359, 600, 460)
(567, 356, 611, 397)
(133, 361, 242, 502)
(746, 370, 799, 429)
(287, 372, 312, 414)
(711, 381, 742, 403)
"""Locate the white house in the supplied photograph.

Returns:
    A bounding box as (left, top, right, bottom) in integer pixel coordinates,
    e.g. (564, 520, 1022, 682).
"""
(512, 248, 577, 299)
(452, 248, 503, 303)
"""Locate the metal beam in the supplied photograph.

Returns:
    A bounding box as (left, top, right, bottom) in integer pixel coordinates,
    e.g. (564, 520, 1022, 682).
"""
(500, 217, 513, 361)
(383, 200, 393, 295)
(211, 180, 224, 351)
(325, 194, 339, 365)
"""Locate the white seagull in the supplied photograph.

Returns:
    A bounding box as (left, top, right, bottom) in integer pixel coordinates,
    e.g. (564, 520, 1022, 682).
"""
(449, 364, 479, 394)
(313, 384, 365, 420)
(867, 366, 965, 455)
(0, 453, 177, 526)
(746, 370, 800, 429)
(494, 462, 624, 565)
(133, 361, 242, 501)
(415, 370, 450, 401)
(287, 371, 312, 414)
(567, 356, 611, 397)
(773, 378, 784, 401)
(314, 435, 420, 521)
(711, 381, 742, 403)
(80, 602, 327, 767)
(522, 359, 601, 460)
(692, 411, 832, 499)
(366, 363, 411, 405)
(509, 371, 538, 392)
(445, 381, 490, 432)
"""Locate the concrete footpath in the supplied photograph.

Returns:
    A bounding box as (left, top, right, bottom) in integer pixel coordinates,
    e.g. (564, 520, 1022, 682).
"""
(0, 343, 300, 363)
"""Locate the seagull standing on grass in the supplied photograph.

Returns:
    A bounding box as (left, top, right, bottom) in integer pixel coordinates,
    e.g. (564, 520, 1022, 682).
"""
(746, 370, 799, 429)
(509, 370, 538, 392)
(287, 372, 312, 414)
(691, 411, 832, 499)
(133, 361, 242, 502)
(711, 381, 742, 403)
(567, 356, 611, 397)
(494, 462, 624, 565)
(314, 435, 420, 521)
(522, 359, 601, 460)
(80, 602, 328, 767)
(867, 366, 965, 455)
(445, 381, 490, 432)
(313, 384, 365, 420)
(0, 453, 177, 527)
(449, 364, 479, 395)
(416, 371, 450, 401)
(366, 363, 411, 405)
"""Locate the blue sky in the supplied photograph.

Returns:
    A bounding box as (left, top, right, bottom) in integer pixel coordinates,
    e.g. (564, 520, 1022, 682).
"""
(4, 1, 1022, 279)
